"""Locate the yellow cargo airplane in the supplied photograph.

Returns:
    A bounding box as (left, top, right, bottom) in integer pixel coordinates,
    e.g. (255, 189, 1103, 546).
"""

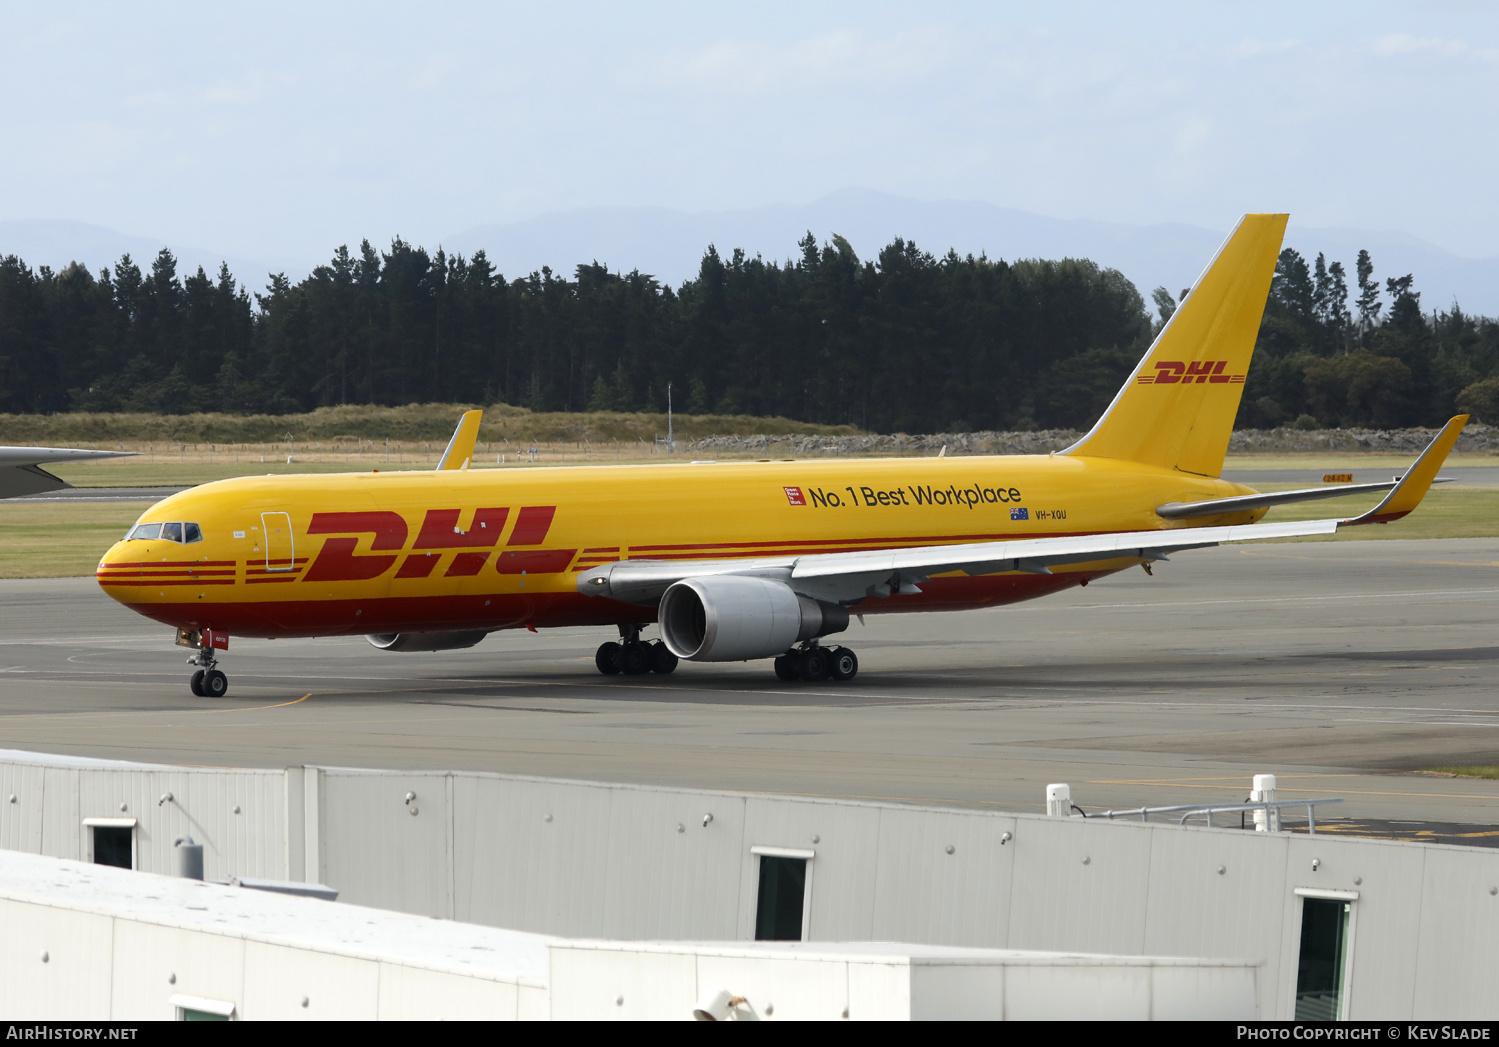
(97, 214, 1466, 697)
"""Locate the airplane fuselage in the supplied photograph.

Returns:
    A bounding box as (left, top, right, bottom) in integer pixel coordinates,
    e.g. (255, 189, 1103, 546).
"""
(97, 455, 1263, 639)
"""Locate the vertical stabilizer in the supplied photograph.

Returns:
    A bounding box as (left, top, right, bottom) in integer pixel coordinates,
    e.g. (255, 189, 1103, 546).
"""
(1061, 213, 1287, 477)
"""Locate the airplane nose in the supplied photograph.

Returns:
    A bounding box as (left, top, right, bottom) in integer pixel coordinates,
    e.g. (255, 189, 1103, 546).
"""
(96, 540, 146, 604)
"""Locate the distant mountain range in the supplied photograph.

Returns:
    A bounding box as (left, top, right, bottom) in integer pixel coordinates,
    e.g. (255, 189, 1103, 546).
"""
(0, 219, 295, 298)
(446, 190, 1499, 317)
(5, 190, 1497, 316)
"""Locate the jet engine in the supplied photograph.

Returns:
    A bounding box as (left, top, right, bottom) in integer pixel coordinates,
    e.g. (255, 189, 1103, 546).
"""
(365, 630, 489, 652)
(658, 575, 848, 662)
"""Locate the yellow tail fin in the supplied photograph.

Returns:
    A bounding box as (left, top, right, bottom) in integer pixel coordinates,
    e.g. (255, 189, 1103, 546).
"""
(436, 409, 483, 471)
(1062, 213, 1288, 477)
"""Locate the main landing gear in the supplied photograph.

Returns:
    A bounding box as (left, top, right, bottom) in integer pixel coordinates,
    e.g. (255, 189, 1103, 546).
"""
(187, 646, 228, 697)
(595, 624, 678, 676)
(774, 642, 858, 684)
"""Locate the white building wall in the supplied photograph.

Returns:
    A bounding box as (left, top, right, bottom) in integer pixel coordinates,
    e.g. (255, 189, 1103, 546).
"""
(452, 776, 619, 935)
(3, 750, 1499, 1019)
(0, 898, 115, 1021)
(1139, 823, 1292, 1016)
(1410, 844, 1499, 1018)
(868, 805, 1017, 947)
(600, 788, 747, 941)
(319, 769, 451, 918)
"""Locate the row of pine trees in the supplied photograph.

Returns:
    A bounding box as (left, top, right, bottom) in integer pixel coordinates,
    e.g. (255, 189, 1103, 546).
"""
(2, 233, 1497, 431)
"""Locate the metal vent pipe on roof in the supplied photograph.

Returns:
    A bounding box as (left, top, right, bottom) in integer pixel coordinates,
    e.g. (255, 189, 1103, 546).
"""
(174, 836, 203, 880)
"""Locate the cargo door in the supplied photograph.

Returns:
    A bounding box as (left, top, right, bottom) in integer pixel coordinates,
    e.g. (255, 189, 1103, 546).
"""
(261, 511, 294, 572)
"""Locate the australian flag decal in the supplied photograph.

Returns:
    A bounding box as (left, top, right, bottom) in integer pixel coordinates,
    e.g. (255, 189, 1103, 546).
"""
(1010, 507, 1028, 521)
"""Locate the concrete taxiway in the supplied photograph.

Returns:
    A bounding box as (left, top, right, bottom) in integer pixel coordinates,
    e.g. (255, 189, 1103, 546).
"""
(2, 538, 1498, 840)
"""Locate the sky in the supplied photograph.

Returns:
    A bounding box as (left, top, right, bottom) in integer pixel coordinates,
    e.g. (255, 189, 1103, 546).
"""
(3, 2, 1498, 268)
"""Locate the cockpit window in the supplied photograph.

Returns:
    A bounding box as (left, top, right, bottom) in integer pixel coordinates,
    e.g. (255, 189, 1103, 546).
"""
(125, 522, 204, 543)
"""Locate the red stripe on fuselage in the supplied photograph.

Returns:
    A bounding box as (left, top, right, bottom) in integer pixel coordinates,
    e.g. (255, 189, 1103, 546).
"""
(125, 568, 1123, 638)
(97, 576, 236, 582)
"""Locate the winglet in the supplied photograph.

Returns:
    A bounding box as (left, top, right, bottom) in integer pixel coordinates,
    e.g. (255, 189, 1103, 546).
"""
(1342, 415, 1468, 526)
(436, 410, 483, 471)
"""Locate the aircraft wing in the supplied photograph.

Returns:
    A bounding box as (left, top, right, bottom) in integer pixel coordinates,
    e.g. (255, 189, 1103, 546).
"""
(578, 416, 1469, 607)
(579, 516, 1340, 605)
(0, 446, 136, 499)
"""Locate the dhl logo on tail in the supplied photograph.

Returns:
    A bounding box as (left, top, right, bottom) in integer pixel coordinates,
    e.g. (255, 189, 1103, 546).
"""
(1134, 360, 1247, 385)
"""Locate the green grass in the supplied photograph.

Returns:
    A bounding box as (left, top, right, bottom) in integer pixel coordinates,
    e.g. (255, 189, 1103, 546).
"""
(0, 501, 151, 578)
(1225, 453, 1499, 471)
(48, 458, 450, 488)
(1255, 484, 1499, 541)
(1416, 766, 1499, 780)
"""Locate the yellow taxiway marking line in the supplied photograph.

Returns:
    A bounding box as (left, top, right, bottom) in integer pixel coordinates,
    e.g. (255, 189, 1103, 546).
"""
(253, 692, 312, 711)
(1067, 586, 1499, 613)
(1090, 774, 1358, 783)
(1316, 825, 1499, 838)
(0, 693, 313, 722)
(1086, 779, 1499, 800)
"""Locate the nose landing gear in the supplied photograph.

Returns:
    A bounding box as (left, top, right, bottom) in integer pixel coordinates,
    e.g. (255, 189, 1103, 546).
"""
(187, 650, 228, 697)
(177, 628, 229, 697)
(190, 664, 228, 698)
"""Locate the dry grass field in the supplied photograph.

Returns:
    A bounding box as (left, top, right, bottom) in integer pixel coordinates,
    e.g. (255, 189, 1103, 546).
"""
(1254, 482, 1499, 541)
(0, 501, 153, 578)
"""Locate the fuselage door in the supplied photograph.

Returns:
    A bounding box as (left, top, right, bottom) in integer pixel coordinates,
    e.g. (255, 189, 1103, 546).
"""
(261, 511, 294, 572)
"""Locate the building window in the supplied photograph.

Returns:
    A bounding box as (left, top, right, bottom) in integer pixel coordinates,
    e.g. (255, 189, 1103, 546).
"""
(1295, 896, 1350, 1020)
(170, 995, 236, 1021)
(750, 846, 815, 941)
(92, 825, 133, 869)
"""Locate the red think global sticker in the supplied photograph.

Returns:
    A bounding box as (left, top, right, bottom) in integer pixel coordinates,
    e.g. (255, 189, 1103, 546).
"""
(784, 486, 806, 506)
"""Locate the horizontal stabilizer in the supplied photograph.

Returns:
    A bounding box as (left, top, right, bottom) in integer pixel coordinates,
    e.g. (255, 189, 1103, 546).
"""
(0, 446, 137, 500)
(1156, 477, 1453, 520)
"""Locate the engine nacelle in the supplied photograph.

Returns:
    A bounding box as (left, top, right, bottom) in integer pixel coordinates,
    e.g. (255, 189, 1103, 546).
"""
(365, 630, 489, 652)
(659, 576, 848, 662)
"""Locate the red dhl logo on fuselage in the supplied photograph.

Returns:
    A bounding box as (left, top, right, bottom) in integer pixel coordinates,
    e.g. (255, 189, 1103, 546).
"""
(1135, 360, 1247, 385)
(299, 506, 575, 582)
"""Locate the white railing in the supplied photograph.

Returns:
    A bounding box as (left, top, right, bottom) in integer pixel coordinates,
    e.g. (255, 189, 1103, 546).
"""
(1082, 797, 1344, 833)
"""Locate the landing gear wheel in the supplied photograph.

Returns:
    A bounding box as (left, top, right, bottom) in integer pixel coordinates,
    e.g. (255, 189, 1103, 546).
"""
(190, 669, 206, 696)
(798, 647, 831, 682)
(202, 669, 228, 698)
(773, 654, 798, 681)
(595, 641, 623, 674)
(648, 641, 678, 674)
(620, 641, 652, 675)
(829, 647, 859, 682)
